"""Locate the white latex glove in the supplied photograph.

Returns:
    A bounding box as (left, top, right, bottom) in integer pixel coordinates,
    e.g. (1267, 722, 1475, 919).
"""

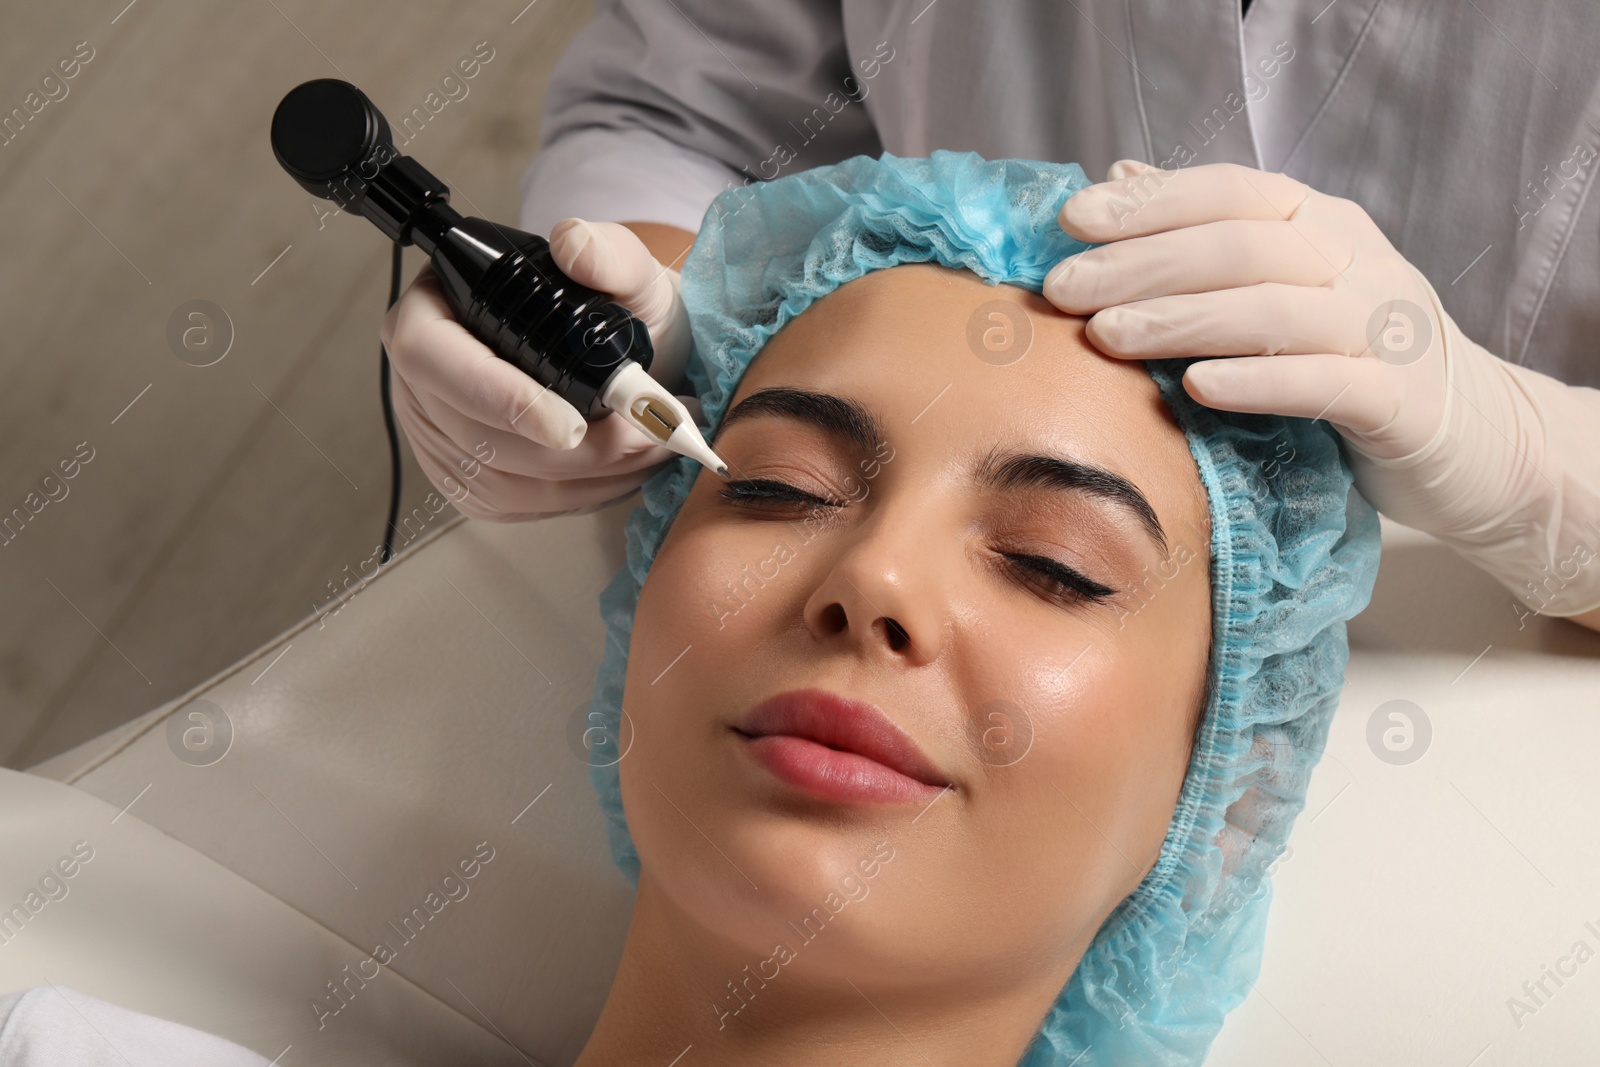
(380, 218, 697, 522)
(1045, 160, 1600, 623)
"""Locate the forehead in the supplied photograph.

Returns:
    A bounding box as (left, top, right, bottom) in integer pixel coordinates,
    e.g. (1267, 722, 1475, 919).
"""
(725, 263, 1210, 544)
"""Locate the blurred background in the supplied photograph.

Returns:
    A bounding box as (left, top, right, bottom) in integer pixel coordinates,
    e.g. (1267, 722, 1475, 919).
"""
(0, 0, 591, 768)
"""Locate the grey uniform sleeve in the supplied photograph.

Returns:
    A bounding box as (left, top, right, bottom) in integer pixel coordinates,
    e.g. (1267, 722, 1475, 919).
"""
(0, 986, 272, 1066)
(519, 0, 883, 237)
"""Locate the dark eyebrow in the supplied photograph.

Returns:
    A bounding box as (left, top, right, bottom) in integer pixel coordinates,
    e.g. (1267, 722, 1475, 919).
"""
(712, 386, 1168, 555)
(974, 446, 1168, 556)
(711, 386, 884, 454)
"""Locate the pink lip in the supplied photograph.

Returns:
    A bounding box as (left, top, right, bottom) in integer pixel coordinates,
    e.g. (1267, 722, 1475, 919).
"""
(731, 687, 950, 805)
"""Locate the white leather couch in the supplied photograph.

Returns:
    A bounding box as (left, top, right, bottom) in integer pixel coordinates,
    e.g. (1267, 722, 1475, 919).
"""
(4, 500, 1597, 1065)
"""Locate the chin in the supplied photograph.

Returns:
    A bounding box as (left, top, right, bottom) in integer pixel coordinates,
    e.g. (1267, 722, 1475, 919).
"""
(629, 761, 899, 948)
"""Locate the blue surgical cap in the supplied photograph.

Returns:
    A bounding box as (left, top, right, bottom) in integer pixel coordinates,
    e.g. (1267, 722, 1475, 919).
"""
(586, 150, 1382, 1064)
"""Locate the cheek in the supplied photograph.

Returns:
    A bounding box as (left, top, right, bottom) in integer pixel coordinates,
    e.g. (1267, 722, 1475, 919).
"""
(633, 511, 814, 683)
(616, 519, 803, 865)
(953, 590, 1207, 944)
(621, 527, 738, 773)
(890, 650, 1187, 974)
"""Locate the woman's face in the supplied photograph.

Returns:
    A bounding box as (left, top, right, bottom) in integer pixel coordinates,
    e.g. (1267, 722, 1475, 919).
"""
(619, 263, 1212, 1015)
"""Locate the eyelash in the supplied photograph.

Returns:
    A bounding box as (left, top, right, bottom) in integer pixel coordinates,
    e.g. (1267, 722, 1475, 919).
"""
(716, 478, 1115, 606)
(718, 478, 843, 509)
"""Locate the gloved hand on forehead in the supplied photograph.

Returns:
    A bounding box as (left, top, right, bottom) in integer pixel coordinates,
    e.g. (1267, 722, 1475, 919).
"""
(380, 218, 697, 521)
(1047, 160, 1600, 620)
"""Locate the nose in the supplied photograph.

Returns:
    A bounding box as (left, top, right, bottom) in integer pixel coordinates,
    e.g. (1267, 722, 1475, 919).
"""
(800, 503, 947, 666)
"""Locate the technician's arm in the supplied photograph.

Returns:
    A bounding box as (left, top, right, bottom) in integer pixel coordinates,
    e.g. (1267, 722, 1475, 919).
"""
(1360, 355, 1600, 636)
(1567, 593, 1600, 632)
(618, 222, 697, 269)
(519, 0, 883, 240)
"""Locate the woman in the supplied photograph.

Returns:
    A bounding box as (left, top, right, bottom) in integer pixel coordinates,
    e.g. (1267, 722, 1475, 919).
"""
(573, 151, 1381, 1065)
(0, 153, 1377, 1066)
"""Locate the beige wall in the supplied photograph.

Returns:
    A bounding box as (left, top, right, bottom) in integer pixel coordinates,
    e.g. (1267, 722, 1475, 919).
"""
(0, 0, 594, 767)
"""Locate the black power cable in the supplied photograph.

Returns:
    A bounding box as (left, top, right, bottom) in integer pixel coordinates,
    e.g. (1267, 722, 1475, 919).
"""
(379, 240, 404, 564)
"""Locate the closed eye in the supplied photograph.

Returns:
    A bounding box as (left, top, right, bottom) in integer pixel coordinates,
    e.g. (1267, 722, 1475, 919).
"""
(717, 478, 843, 509)
(1000, 552, 1115, 605)
(717, 478, 1116, 608)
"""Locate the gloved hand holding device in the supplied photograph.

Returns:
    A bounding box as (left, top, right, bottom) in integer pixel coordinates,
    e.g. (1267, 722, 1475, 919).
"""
(1047, 160, 1600, 625)
(381, 218, 698, 521)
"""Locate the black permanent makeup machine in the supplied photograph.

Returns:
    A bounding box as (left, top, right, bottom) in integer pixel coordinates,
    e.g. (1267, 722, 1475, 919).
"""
(269, 79, 727, 559)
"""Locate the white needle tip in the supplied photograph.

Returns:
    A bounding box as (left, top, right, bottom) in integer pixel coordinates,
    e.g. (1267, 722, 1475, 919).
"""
(602, 362, 731, 478)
